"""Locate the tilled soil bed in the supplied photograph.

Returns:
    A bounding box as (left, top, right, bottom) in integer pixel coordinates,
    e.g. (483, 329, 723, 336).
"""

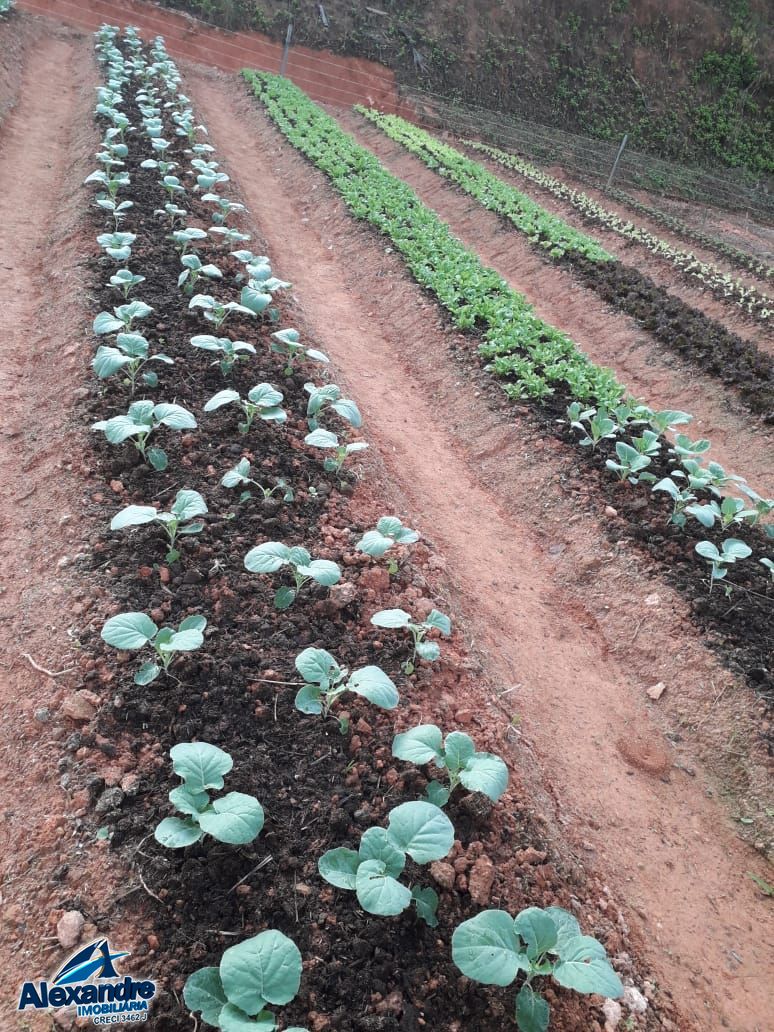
(63, 39, 683, 1032)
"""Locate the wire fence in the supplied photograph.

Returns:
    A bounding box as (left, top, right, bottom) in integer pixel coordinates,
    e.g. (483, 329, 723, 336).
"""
(400, 87, 774, 224)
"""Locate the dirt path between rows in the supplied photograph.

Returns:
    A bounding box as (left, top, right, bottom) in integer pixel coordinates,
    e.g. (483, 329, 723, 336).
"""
(338, 112, 774, 499)
(184, 66, 774, 1032)
(0, 31, 146, 1027)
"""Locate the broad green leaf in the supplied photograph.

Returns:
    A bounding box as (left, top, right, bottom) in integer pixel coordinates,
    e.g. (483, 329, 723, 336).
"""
(514, 908, 558, 959)
(318, 847, 360, 889)
(134, 661, 160, 685)
(331, 397, 362, 427)
(172, 489, 208, 521)
(154, 816, 203, 849)
(295, 648, 339, 689)
(355, 859, 412, 916)
(724, 538, 752, 560)
(179, 615, 207, 633)
(93, 311, 124, 334)
(304, 428, 338, 449)
(553, 937, 623, 997)
(411, 884, 439, 927)
(171, 741, 233, 794)
(274, 586, 296, 610)
(443, 731, 476, 772)
(358, 827, 405, 877)
(424, 609, 451, 634)
(392, 724, 444, 766)
(154, 403, 197, 430)
(147, 447, 168, 471)
(101, 612, 158, 650)
(247, 383, 284, 408)
(170, 784, 209, 816)
(386, 801, 454, 863)
(451, 910, 526, 986)
(425, 781, 450, 807)
(356, 530, 392, 557)
(294, 683, 323, 714)
(515, 984, 550, 1032)
(183, 966, 226, 1025)
(299, 559, 341, 586)
(162, 628, 204, 652)
(544, 907, 581, 953)
(93, 346, 132, 378)
(415, 640, 440, 662)
(370, 608, 411, 629)
(110, 505, 158, 530)
(219, 1004, 276, 1031)
(459, 753, 509, 802)
(205, 389, 241, 412)
(220, 930, 302, 1012)
(347, 666, 398, 709)
(244, 542, 291, 573)
(198, 792, 264, 845)
(99, 415, 145, 444)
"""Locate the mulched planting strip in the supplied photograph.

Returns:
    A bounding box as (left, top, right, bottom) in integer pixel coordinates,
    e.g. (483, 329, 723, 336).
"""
(64, 41, 674, 1032)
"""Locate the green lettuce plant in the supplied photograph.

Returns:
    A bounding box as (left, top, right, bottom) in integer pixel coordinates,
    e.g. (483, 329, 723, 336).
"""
(293, 647, 398, 721)
(392, 725, 508, 807)
(370, 607, 451, 674)
(110, 488, 207, 562)
(204, 384, 286, 433)
(184, 930, 308, 1032)
(243, 542, 341, 609)
(318, 800, 454, 926)
(92, 400, 197, 471)
(452, 906, 623, 1032)
(101, 612, 206, 684)
(155, 741, 264, 848)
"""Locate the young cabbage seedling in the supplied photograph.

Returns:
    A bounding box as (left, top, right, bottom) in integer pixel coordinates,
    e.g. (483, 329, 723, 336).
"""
(695, 538, 752, 591)
(305, 382, 362, 431)
(392, 725, 508, 807)
(202, 193, 246, 225)
(101, 611, 206, 684)
(605, 441, 653, 484)
(92, 399, 197, 471)
(452, 906, 623, 1032)
(111, 488, 207, 563)
(189, 293, 255, 329)
(160, 174, 186, 199)
(84, 168, 130, 199)
(93, 300, 153, 335)
(191, 334, 256, 376)
(684, 495, 760, 531)
(294, 647, 398, 724)
(107, 268, 145, 298)
(760, 558, 774, 581)
(172, 227, 208, 254)
(97, 231, 136, 263)
(96, 196, 134, 228)
(304, 428, 369, 474)
(318, 800, 454, 926)
(652, 477, 698, 529)
(356, 516, 419, 574)
(92, 333, 173, 392)
(178, 254, 222, 293)
(370, 607, 451, 674)
(184, 929, 309, 1032)
(568, 404, 619, 450)
(155, 741, 264, 848)
(243, 542, 341, 610)
(270, 328, 329, 375)
(221, 458, 293, 504)
(209, 226, 251, 246)
(204, 384, 286, 433)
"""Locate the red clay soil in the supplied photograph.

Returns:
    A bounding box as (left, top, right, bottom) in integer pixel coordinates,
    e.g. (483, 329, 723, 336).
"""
(0, 28, 151, 1027)
(16, 0, 409, 112)
(339, 111, 774, 498)
(182, 64, 774, 1032)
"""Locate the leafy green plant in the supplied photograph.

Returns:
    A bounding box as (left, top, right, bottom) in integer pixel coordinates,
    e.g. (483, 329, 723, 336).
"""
(392, 725, 508, 806)
(101, 611, 206, 684)
(97, 231, 136, 263)
(304, 428, 368, 474)
(92, 400, 197, 471)
(452, 906, 623, 1031)
(204, 384, 286, 433)
(191, 334, 256, 376)
(179, 253, 222, 293)
(189, 293, 255, 328)
(370, 607, 451, 674)
(221, 458, 293, 503)
(293, 647, 398, 721)
(305, 382, 362, 431)
(568, 404, 619, 449)
(184, 929, 308, 1032)
(243, 542, 341, 609)
(318, 800, 454, 926)
(605, 441, 653, 484)
(760, 558, 774, 581)
(92, 332, 173, 392)
(356, 516, 419, 573)
(695, 538, 752, 589)
(155, 741, 264, 848)
(172, 227, 208, 254)
(94, 300, 153, 335)
(110, 488, 207, 563)
(270, 328, 329, 374)
(108, 268, 145, 297)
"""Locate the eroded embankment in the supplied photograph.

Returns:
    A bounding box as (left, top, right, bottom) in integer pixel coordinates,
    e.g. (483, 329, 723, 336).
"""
(182, 64, 774, 1032)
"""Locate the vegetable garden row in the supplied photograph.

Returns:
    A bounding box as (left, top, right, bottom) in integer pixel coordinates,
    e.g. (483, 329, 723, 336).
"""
(243, 72, 774, 709)
(76, 24, 647, 1032)
(352, 109, 774, 418)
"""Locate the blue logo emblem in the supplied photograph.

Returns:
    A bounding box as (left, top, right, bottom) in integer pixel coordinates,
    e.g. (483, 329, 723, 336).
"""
(18, 938, 157, 1025)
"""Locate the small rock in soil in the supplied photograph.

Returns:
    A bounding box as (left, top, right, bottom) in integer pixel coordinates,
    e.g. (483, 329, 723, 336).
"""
(429, 861, 456, 890)
(468, 855, 495, 904)
(94, 787, 124, 814)
(647, 681, 666, 701)
(57, 910, 85, 949)
(602, 998, 622, 1029)
(61, 691, 99, 722)
(328, 581, 358, 609)
(623, 985, 648, 1014)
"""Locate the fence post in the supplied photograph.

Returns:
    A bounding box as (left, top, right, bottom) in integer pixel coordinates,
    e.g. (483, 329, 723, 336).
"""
(279, 21, 293, 77)
(605, 133, 629, 191)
